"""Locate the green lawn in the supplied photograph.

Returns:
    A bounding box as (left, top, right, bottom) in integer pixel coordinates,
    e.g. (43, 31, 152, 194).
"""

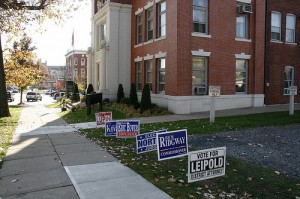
(81, 128, 300, 199)
(0, 106, 22, 168)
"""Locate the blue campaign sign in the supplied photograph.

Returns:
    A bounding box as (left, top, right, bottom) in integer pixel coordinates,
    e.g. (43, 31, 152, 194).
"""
(156, 129, 188, 161)
(105, 121, 117, 137)
(116, 120, 140, 138)
(136, 130, 167, 154)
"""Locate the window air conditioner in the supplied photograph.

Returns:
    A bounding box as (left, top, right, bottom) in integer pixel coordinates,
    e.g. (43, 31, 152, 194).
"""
(237, 5, 252, 14)
(194, 87, 206, 95)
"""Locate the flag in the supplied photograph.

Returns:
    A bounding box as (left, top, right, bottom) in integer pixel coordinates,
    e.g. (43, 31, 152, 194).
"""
(71, 30, 74, 48)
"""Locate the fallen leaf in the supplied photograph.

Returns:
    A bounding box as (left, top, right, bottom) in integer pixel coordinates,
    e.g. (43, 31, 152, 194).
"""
(11, 179, 19, 183)
(247, 177, 253, 181)
(233, 169, 237, 172)
(275, 171, 280, 175)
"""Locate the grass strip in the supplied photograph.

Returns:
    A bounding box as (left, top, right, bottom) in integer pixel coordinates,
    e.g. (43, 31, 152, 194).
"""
(0, 106, 22, 168)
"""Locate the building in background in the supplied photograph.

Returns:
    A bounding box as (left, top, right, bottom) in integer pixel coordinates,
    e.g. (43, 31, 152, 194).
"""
(264, 0, 300, 105)
(44, 65, 65, 89)
(65, 50, 88, 88)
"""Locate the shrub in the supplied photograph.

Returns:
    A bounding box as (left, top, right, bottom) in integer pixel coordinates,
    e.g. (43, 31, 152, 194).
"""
(87, 84, 94, 94)
(130, 84, 139, 109)
(72, 83, 80, 102)
(103, 98, 110, 104)
(120, 97, 131, 105)
(140, 84, 151, 113)
(117, 84, 125, 103)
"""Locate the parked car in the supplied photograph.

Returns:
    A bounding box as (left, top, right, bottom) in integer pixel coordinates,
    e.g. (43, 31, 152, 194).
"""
(54, 92, 65, 100)
(7, 91, 14, 102)
(26, 92, 42, 102)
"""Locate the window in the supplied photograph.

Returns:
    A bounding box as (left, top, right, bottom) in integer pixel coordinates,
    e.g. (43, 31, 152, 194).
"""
(73, 69, 78, 77)
(235, 59, 248, 93)
(271, 12, 281, 41)
(100, 24, 107, 42)
(136, 62, 142, 91)
(286, 14, 296, 43)
(146, 8, 153, 41)
(157, 1, 166, 38)
(193, 0, 208, 34)
(81, 58, 85, 66)
(284, 66, 294, 94)
(136, 14, 143, 44)
(236, 15, 248, 39)
(74, 58, 78, 65)
(145, 60, 152, 91)
(157, 58, 166, 93)
(81, 68, 85, 77)
(192, 57, 207, 95)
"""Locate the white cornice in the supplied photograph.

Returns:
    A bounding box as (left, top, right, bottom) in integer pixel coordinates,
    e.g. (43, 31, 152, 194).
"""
(154, 51, 166, 58)
(191, 49, 211, 57)
(144, 1, 154, 10)
(235, 53, 251, 59)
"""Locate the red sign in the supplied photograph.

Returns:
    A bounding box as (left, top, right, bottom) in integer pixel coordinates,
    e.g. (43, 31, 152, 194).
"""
(95, 112, 112, 125)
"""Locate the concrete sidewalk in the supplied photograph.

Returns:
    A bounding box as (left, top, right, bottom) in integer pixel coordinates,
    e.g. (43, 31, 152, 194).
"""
(0, 105, 171, 199)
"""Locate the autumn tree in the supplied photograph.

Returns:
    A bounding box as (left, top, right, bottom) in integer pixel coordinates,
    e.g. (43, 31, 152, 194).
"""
(5, 34, 46, 104)
(0, 0, 85, 117)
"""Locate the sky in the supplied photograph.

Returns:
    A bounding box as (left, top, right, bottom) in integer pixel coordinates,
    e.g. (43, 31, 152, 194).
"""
(26, 1, 91, 66)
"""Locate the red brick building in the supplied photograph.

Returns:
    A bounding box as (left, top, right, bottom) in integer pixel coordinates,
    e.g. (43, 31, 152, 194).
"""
(89, 0, 266, 114)
(65, 50, 87, 82)
(265, 0, 300, 105)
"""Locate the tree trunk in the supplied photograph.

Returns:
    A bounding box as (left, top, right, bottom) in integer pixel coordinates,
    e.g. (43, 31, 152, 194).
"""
(0, 34, 10, 117)
(20, 88, 24, 104)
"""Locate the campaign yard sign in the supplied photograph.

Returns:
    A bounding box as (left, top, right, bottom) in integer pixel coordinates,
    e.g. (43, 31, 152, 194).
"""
(105, 121, 117, 137)
(156, 129, 188, 161)
(136, 130, 167, 154)
(95, 112, 112, 125)
(116, 120, 140, 138)
(188, 147, 226, 183)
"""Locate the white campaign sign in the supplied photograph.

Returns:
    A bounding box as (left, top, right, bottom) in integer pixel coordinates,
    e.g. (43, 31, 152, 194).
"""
(188, 147, 226, 183)
(209, 86, 221, 97)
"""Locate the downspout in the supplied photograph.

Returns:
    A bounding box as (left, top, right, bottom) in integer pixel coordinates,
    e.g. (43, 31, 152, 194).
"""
(264, 0, 268, 105)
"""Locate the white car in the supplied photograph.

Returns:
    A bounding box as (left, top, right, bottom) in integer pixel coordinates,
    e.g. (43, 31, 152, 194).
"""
(26, 92, 42, 102)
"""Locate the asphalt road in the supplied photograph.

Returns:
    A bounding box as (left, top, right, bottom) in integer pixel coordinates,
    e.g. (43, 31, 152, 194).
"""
(8, 91, 56, 106)
(189, 125, 300, 180)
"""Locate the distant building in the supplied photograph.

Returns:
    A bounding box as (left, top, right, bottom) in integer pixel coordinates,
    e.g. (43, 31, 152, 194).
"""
(43, 65, 65, 89)
(88, 0, 265, 114)
(65, 50, 88, 82)
(265, 0, 300, 105)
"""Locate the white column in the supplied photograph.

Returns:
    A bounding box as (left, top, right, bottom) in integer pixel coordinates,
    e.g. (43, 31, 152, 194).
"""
(100, 40, 107, 92)
(86, 47, 93, 85)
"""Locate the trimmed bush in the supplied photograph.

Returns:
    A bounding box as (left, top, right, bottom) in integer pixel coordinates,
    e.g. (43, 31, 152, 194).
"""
(140, 84, 151, 113)
(130, 84, 139, 109)
(120, 97, 131, 105)
(87, 84, 94, 94)
(117, 84, 125, 103)
(72, 83, 80, 102)
(103, 98, 110, 104)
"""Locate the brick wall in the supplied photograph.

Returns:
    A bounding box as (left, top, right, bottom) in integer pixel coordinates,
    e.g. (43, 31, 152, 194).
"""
(265, 0, 300, 104)
(131, 0, 265, 97)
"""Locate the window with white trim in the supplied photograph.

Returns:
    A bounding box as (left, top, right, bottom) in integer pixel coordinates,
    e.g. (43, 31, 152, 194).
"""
(284, 66, 294, 94)
(236, 14, 248, 39)
(271, 11, 281, 41)
(157, 58, 165, 93)
(81, 58, 85, 66)
(74, 58, 78, 65)
(193, 0, 208, 34)
(136, 62, 142, 91)
(81, 68, 85, 77)
(73, 68, 78, 77)
(145, 60, 152, 91)
(192, 57, 207, 95)
(286, 14, 296, 43)
(235, 59, 248, 93)
(146, 8, 153, 41)
(136, 14, 143, 44)
(157, 1, 166, 38)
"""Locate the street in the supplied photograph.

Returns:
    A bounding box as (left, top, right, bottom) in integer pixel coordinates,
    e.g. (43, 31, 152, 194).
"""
(8, 91, 57, 106)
